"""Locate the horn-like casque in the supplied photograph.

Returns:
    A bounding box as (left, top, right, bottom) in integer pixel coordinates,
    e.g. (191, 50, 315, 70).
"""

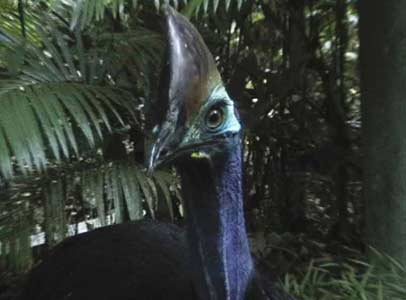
(148, 6, 223, 171)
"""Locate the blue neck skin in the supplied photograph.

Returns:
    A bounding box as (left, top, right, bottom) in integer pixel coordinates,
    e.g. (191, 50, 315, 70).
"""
(178, 138, 254, 300)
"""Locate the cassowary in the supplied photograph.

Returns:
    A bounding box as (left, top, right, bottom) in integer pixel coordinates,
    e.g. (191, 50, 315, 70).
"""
(19, 7, 292, 300)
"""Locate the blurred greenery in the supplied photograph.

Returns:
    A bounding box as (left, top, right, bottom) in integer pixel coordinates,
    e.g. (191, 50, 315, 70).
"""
(282, 249, 406, 300)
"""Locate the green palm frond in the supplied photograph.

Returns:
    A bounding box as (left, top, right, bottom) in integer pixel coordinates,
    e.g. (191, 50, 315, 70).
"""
(51, 0, 140, 30)
(0, 1, 48, 37)
(96, 27, 164, 96)
(0, 4, 43, 68)
(0, 19, 137, 179)
(0, 188, 33, 272)
(0, 160, 180, 271)
(75, 160, 178, 224)
(50, 0, 248, 29)
(153, 0, 249, 16)
(0, 82, 131, 177)
(44, 178, 66, 246)
(38, 159, 178, 227)
(80, 161, 179, 222)
(0, 0, 182, 273)
(153, 0, 249, 13)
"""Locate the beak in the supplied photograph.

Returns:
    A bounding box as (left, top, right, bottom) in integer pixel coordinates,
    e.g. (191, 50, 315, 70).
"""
(147, 126, 174, 174)
(147, 144, 160, 174)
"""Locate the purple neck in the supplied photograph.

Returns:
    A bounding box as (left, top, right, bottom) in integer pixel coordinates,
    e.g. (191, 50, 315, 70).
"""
(178, 141, 253, 300)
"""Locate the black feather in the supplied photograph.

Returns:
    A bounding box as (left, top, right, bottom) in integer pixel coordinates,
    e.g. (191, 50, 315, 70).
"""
(19, 220, 291, 300)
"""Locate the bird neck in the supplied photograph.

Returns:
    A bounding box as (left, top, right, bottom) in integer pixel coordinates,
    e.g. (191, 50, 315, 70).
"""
(178, 139, 254, 300)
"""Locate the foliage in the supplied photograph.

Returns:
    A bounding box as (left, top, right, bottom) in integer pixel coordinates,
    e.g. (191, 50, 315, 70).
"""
(51, 0, 250, 29)
(282, 251, 406, 300)
(0, 0, 176, 274)
(200, 0, 362, 240)
(0, 3, 366, 300)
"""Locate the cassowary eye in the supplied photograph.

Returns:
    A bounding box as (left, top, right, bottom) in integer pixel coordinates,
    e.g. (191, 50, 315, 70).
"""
(205, 107, 224, 130)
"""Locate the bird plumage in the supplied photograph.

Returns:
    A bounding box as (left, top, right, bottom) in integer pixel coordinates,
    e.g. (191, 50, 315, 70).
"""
(20, 220, 194, 300)
(19, 6, 292, 300)
(20, 220, 289, 300)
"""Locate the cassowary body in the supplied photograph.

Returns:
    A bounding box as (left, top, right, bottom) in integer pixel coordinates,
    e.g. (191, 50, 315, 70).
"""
(20, 7, 291, 300)
(21, 221, 287, 300)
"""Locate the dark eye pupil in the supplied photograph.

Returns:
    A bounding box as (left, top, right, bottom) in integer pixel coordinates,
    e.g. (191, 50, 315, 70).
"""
(207, 109, 223, 129)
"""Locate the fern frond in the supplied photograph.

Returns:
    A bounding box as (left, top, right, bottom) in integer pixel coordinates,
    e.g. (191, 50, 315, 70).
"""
(0, 21, 137, 179)
(181, 0, 249, 16)
(96, 27, 164, 95)
(50, 0, 249, 29)
(0, 82, 133, 178)
(81, 161, 179, 222)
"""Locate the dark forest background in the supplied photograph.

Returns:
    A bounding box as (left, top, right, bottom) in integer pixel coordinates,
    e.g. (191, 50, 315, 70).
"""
(0, 1, 405, 299)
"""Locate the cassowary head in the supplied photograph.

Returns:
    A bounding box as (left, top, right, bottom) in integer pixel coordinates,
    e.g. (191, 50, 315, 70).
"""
(148, 6, 241, 171)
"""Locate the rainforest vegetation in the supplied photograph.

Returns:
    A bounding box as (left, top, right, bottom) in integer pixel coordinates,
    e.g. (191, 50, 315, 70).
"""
(0, 1, 405, 299)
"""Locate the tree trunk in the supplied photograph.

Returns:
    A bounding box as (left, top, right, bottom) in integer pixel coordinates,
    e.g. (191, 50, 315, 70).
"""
(331, 0, 350, 239)
(360, 1, 406, 264)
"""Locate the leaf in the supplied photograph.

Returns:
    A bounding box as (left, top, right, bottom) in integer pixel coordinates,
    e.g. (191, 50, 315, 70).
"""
(182, 0, 203, 18)
(82, 168, 106, 226)
(0, 126, 13, 178)
(0, 79, 131, 178)
(135, 168, 155, 218)
(13, 91, 47, 171)
(154, 172, 174, 220)
(213, 0, 219, 12)
(70, 0, 84, 30)
(226, 0, 231, 11)
(44, 179, 66, 247)
(238, 0, 243, 10)
(203, 0, 209, 13)
(154, 0, 160, 10)
(0, 93, 33, 173)
(55, 34, 79, 81)
(110, 164, 124, 223)
(120, 163, 143, 220)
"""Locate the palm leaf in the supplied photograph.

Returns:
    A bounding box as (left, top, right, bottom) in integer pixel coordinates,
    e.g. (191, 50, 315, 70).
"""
(0, 1, 183, 274)
(75, 159, 177, 224)
(0, 1, 41, 41)
(0, 159, 180, 270)
(77, 160, 180, 223)
(96, 27, 164, 96)
(0, 81, 133, 178)
(0, 188, 33, 273)
(44, 179, 67, 247)
(0, 17, 137, 179)
(51, 0, 137, 30)
(182, 0, 249, 16)
(153, 170, 175, 220)
(50, 0, 249, 29)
